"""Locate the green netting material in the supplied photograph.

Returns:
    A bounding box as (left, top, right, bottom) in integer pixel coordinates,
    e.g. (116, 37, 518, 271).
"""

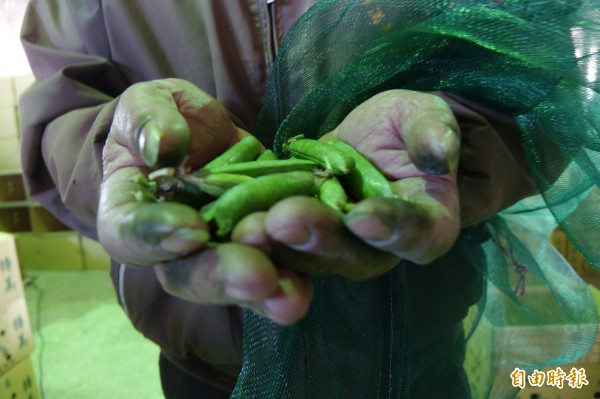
(231, 1, 600, 398)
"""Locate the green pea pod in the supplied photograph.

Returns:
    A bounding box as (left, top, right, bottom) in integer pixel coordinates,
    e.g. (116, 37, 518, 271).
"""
(197, 159, 319, 177)
(201, 171, 322, 237)
(256, 149, 279, 161)
(181, 173, 254, 197)
(319, 176, 349, 213)
(151, 174, 214, 208)
(201, 135, 263, 170)
(327, 139, 394, 199)
(284, 137, 355, 175)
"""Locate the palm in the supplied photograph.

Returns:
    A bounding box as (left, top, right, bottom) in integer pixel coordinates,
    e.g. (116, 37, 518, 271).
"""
(331, 90, 461, 265)
(234, 90, 462, 282)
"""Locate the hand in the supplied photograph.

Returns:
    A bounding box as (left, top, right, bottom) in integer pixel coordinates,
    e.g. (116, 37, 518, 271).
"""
(232, 90, 461, 280)
(98, 78, 312, 324)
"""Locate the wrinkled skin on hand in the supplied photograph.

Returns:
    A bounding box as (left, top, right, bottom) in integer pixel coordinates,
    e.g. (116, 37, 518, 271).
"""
(98, 78, 312, 325)
(232, 90, 461, 280)
(99, 81, 460, 325)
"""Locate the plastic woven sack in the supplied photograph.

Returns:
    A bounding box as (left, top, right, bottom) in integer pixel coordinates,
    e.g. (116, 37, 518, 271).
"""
(231, 1, 600, 398)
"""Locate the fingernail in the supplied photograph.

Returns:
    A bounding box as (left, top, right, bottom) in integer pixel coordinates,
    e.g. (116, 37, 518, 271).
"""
(137, 120, 162, 167)
(413, 147, 449, 175)
(161, 227, 210, 253)
(345, 213, 394, 242)
(262, 280, 303, 325)
(224, 285, 257, 301)
(269, 225, 311, 246)
(413, 127, 458, 175)
(440, 127, 459, 172)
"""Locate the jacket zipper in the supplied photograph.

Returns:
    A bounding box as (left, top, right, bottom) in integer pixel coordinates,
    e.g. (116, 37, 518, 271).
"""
(267, 0, 279, 58)
(261, 0, 278, 71)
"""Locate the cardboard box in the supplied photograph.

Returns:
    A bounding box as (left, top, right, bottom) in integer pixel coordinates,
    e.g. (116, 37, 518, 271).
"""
(492, 285, 600, 398)
(0, 204, 31, 233)
(28, 205, 69, 233)
(494, 325, 599, 364)
(0, 297, 34, 375)
(0, 357, 41, 399)
(0, 233, 25, 307)
(15, 232, 84, 270)
(0, 77, 14, 108)
(514, 363, 600, 399)
(81, 236, 111, 270)
(0, 171, 26, 202)
(0, 106, 19, 139)
(13, 74, 35, 102)
(0, 136, 21, 170)
(551, 228, 597, 277)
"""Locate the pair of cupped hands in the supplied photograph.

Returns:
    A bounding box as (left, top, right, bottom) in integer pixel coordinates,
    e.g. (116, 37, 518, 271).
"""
(98, 78, 461, 324)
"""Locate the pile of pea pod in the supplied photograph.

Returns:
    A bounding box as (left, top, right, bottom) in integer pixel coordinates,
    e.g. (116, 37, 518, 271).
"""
(135, 135, 395, 239)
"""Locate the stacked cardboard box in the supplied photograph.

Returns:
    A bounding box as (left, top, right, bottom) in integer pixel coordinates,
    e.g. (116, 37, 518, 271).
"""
(0, 75, 111, 271)
(500, 341, 600, 398)
(0, 76, 22, 172)
(503, 231, 600, 398)
(503, 285, 600, 399)
(512, 334, 600, 397)
(551, 227, 600, 288)
(0, 357, 41, 399)
(463, 229, 600, 399)
(0, 232, 40, 398)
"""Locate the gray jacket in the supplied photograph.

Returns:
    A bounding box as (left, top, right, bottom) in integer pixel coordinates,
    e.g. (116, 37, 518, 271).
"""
(18, 0, 535, 393)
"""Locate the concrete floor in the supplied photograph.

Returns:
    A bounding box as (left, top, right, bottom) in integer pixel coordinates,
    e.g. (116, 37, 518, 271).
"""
(24, 269, 163, 399)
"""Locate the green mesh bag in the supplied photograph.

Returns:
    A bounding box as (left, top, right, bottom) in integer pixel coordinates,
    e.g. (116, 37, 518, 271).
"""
(230, 1, 600, 398)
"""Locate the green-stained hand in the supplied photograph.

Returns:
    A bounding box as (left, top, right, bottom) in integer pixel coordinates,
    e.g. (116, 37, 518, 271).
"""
(98, 78, 312, 325)
(232, 90, 461, 280)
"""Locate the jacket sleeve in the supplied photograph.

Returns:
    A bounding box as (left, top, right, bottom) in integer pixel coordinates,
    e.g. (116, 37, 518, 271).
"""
(436, 92, 538, 227)
(19, 0, 129, 239)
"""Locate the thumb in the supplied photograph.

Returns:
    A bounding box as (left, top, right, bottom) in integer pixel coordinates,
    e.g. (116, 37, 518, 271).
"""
(111, 79, 194, 169)
(136, 117, 190, 168)
(402, 93, 460, 175)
